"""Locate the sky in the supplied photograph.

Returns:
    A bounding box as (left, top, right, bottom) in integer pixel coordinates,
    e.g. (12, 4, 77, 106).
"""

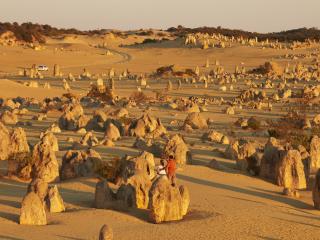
(0, 0, 319, 33)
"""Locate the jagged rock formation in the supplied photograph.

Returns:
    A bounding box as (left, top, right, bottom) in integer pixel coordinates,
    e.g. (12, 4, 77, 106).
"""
(163, 135, 190, 165)
(99, 224, 113, 240)
(60, 149, 101, 180)
(45, 185, 65, 213)
(276, 150, 306, 191)
(183, 112, 208, 129)
(20, 192, 47, 225)
(149, 176, 190, 223)
(225, 139, 258, 174)
(32, 140, 59, 183)
(260, 138, 283, 181)
(129, 113, 166, 138)
(116, 151, 155, 182)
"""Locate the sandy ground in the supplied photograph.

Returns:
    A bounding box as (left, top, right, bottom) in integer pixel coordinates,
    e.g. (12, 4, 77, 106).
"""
(0, 34, 320, 240)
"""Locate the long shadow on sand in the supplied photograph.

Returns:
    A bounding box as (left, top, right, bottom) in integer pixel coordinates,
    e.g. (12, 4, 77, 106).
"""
(0, 235, 25, 240)
(0, 211, 19, 223)
(55, 235, 86, 240)
(252, 235, 280, 240)
(0, 199, 20, 208)
(177, 174, 311, 209)
(272, 217, 320, 228)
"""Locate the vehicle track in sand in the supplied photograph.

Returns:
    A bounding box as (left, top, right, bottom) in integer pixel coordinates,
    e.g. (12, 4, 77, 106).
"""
(59, 46, 133, 70)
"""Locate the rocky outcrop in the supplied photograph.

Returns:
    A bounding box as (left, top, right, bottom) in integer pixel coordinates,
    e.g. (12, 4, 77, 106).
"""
(58, 102, 88, 130)
(183, 112, 208, 129)
(0, 122, 12, 160)
(20, 192, 47, 225)
(8, 152, 34, 180)
(225, 139, 258, 174)
(58, 111, 78, 130)
(116, 151, 155, 182)
(310, 136, 320, 175)
(99, 224, 113, 240)
(203, 130, 229, 144)
(117, 173, 152, 209)
(10, 127, 30, 154)
(129, 113, 166, 138)
(133, 138, 163, 157)
(163, 135, 190, 165)
(78, 131, 100, 147)
(312, 169, 320, 209)
(149, 176, 190, 223)
(104, 122, 121, 141)
(45, 185, 65, 213)
(27, 178, 48, 201)
(260, 138, 283, 180)
(276, 150, 306, 190)
(60, 149, 101, 180)
(94, 180, 116, 209)
(95, 173, 152, 210)
(40, 132, 59, 152)
(32, 141, 59, 183)
(0, 110, 18, 124)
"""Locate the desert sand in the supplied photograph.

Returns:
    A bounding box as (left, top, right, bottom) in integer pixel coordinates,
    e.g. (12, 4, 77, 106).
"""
(1, 30, 320, 240)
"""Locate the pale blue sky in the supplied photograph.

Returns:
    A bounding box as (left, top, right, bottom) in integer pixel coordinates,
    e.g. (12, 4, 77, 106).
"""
(0, 0, 319, 32)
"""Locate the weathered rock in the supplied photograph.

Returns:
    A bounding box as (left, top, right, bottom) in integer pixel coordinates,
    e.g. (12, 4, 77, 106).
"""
(184, 103, 200, 113)
(47, 123, 61, 133)
(310, 136, 320, 175)
(145, 119, 167, 139)
(32, 141, 59, 183)
(40, 132, 59, 152)
(101, 139, 115, 147)
(204, 130, 229, 144)
(260, 138, 283, 180)
(27, 178, 48, 201)
(1, 110, 18, 124)
(0, 122, 12, 160)
(179, 185, 190, 216)
(94, 180, 116, 209)
(8, 152, 34, 180)
(225, 139, 258, 173)
(225, 106, 235, 115)
(62, 102, 84, 118)
(133, 138, 163, 157)
(276, 150, 306, 190)
(99, 224, 113, 240)
(46, 185, 65, 213)
(116, 151, 155, 182)
(20, 192, 47, 225)
(79, 131, 100, 147)
(312, 169, 320, 209)
(58, 103, 86, 130)
(205, 130, 224, 143)
(313, 114, 320, 125)
(77, 114, 90, 129)
(163, 135, 190, 165)
(113, 108, 129, 118)
(60, 149, 101, 180)
(129, 114, 165, 138)
(105, 123, 121, 141)
(149, 176, 189, 223)
(58, 111, 77, 130)
(117, 173, 152, 209)
(10, 127, 30, 155)
(184, 112, 208, 129)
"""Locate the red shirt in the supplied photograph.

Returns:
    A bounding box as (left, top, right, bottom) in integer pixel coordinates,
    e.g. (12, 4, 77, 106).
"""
(166, 159, 176, 176)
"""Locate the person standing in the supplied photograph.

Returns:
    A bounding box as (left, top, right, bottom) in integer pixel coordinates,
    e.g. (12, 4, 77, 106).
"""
(166, 155, 176, 187)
